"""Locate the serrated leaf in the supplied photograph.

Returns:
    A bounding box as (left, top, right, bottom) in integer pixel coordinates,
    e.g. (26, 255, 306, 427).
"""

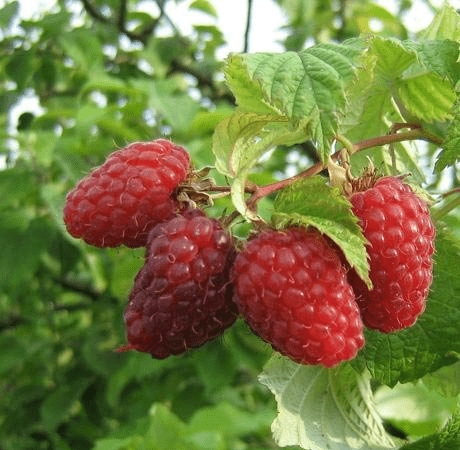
(272, 176, 371, 288)
(353, 226, 460, 387)
(399, 409, 460, 450)
(436, 89, 460, 171)
(342, 36, 456, 143)
(419, 4, 460, 41)
(212, 111, 307, 220)
(225, 43, 360, 161)
(404, 40, 460, 84)
(397, 71, 455, 122)
(258, 356, 395, 450)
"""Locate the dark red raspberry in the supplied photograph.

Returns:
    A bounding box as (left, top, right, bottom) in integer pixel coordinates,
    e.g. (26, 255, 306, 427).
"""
(349, 176, 435, 333)
(118, 209, 237, 358)
(63, 139, 190, 248)
(232, 228, 364, 368)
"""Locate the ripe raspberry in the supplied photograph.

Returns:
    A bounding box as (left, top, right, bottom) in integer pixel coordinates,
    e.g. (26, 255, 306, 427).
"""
(349, 176, 435, 333)
(232, 228, 364, 368)
(63, 139, 190, 248)
(118, 209, 237, 358)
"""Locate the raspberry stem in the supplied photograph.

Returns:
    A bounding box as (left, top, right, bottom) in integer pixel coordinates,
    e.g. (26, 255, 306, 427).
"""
(245, 126, 443, 209)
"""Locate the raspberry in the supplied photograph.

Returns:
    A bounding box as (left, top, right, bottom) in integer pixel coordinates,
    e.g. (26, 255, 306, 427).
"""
(232, 228, 364, 368)
(118, 209, 237, 358)
(349, 176, 435, 333)
(63, 139, 190, 248)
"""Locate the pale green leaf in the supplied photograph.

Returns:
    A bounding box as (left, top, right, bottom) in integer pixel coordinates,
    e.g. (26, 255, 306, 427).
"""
(273, 176, 371, 288)
(397, 71, 455, 122)
(190, 0, 218, 18)
(59, 28, 103, 72)
(436, 89, 460, 171)
(419, 4, 460, 41)
(212, 111, 308, 220)
(259, 356, 396, 450)
(423, 361, 460, 398)
(343, 36, 457, 146)
(404, 40, 460, 84)
(212, 111, 307, 177)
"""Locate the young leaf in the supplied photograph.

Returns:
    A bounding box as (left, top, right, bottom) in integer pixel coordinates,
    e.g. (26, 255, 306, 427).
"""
(212, 111, 307, 177)
(419, 3, 460, 41)
(224, 43, 361, 162)
(258, 355, 396, 450)
(212, 111, 307, 220)
(272, 176, 371, 288)
(436, 89, 460, 171)
(342, 37, 456, 142)
(353, 225, 460, 387)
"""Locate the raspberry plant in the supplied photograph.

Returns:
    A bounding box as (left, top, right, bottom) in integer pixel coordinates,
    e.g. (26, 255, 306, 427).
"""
(3, 1, 460, 450)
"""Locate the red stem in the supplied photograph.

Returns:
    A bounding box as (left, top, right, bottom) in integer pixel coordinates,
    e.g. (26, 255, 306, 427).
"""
(246, 127, 443, 208)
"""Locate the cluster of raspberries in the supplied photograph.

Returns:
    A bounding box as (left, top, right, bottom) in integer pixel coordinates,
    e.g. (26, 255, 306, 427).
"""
(64, 140, 435, 368)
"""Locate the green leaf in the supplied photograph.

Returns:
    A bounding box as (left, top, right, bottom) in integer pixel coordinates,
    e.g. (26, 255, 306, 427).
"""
(225, 43, 361, 161)
(41, 376, 93, 431)
(375, 382, 458, 437)
(419, 4, 460, 41)
(6, 50, 34, 90)
(0, 1, 19, 28)
(399, 410, 460, 450)
(190, 0, 218, 17)
(192, 340, 237, 394)
(258, 356, 396, 450)
(404, 40, 460, 84)
(139, 79, 201, 131)
(272, 176, 371, 288)
(145, 404, 195, 450)
(423, 360, 460, 398)
(436, 89, 460, 171)
(343, 36, 456, 143)
(0, 216, 54, 288)
(188, 402, 273, 438)
(212, 111, 307, 220)
(59, 28, 103, 72)
(0, 336, 27, 375)
(353, 226, 460, 386)
(0, 166, 37, 208)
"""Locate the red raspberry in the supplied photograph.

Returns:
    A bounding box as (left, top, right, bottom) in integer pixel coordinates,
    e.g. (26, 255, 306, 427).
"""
(349, 176, 435, 333)
(118, 209, 237, 358)
(63, 139, 190, 248)
(232, 228, 364, 368)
